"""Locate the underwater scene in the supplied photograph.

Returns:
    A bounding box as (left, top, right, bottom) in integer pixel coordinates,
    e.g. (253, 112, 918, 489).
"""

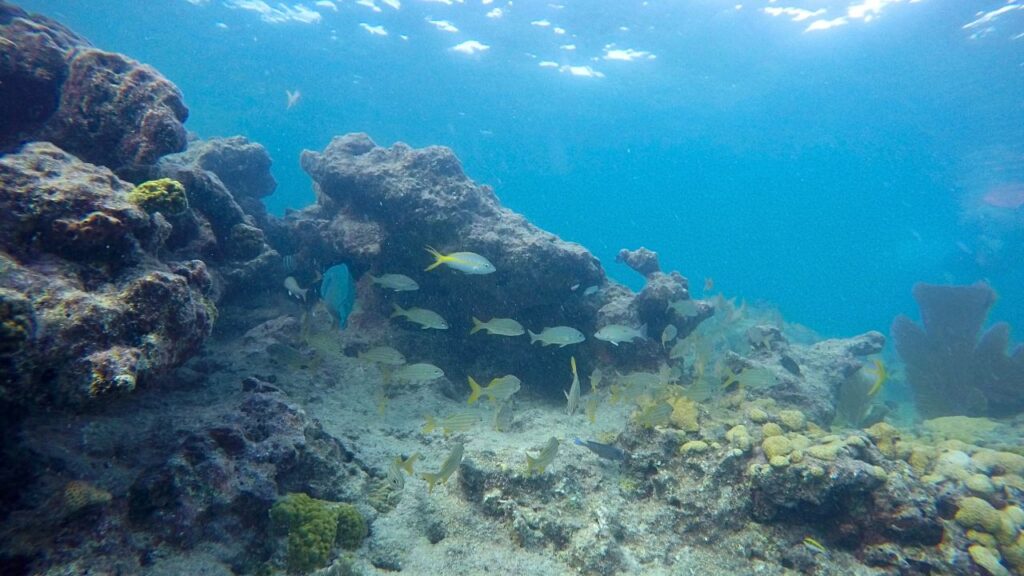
(1, 0, 1024, 574)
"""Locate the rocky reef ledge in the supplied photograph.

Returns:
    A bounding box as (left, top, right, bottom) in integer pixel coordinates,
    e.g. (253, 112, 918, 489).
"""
(2, 4, 1023, 576)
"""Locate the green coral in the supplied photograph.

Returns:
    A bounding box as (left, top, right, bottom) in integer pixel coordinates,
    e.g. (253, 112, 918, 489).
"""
(335, 503, 368, 550)
(127, 178, 189, 216)
(269, 493, 367, 574)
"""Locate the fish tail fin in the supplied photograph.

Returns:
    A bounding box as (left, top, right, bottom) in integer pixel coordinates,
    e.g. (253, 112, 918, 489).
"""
(390, 303, 404, 318)
(570, 356, 577, 377)
(528, 330, 539, 344)
(400, 453, 419, 475)
(424, 246, 448, 271)
(525, 453, 537, 474)
(467, 376, 483, 406)
(421, 472, 438, 493)
(421, 416, 436, 434)
(639, 324, 648, 338)
(573, 438, 584, 447)
(368, 273, 378, 284)
(470, 317, 484, 335)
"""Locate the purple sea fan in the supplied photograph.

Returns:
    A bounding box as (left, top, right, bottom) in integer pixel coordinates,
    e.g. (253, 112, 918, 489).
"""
(892, 282, 1024, 418)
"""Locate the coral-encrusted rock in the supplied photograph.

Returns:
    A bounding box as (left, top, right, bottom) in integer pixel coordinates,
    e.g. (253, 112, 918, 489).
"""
(750, 446, 944, 550)
(0, 3, 188, 177)
(732, 330, 885, 425)
(0, 143, 213, 407)
(128, 390, 367, 549)
(297, 133, 606, 390)
(616, 247, 660, 277)
(155, 137, 279, 298)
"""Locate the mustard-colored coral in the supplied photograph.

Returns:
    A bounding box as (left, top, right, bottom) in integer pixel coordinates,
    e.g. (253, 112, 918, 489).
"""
(762, 436, 792, 460)
(956, 496, 1002, 533)
(778, 409, 806, 431)
(667, 396, 699, 432)
(269, 493, 367, 574)
(127, 178, 188, 216)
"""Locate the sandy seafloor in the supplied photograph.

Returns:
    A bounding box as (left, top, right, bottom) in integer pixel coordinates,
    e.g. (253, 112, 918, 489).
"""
(109, 306, 888, 576)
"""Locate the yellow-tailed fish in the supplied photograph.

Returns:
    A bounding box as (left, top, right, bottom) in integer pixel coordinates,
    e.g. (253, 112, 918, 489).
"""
(585, 395, 599, 424)
(565, 356, 581, 416)
(528, 326, 585, 347)
(421, 443, 464, 493)
(669, 339, 688, 360)
(386, 459, 405, 492)
(470, 316, 525, 337)
(467, 375, 521, 405)
(802, 536, 828, 555)
(525, 437, 559, 475)
(589, 368, 603, 393)
(634, 401, 673, 428)
(395, 453, 420, 475)
(393, 363, 445, 385)
(865, 359, 887, 397)
(619, 371, 662, 389)
(369, 273, 419, 292)
(422, 410, 479, 436)
(594, 324, 647, 346)
(358, 346, 406, 366)
(424, 246, 496, 275)
(390, 303, 449, 330)
(661, 324, 678, 349)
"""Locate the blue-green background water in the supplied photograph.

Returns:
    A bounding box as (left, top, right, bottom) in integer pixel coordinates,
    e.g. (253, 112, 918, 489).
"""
(17, 0, 1024, 338)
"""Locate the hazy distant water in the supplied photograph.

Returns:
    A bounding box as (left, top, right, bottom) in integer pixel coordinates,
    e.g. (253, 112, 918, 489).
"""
(16, 0, 1024, 338)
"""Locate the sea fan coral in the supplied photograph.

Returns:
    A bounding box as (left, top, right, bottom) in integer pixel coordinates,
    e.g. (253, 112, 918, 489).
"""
(892, 282, 1024, 418)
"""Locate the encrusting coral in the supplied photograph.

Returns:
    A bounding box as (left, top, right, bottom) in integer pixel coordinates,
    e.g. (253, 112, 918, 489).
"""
(892, 282, 1024, 417)
(269, 493, 367, 574)
(127, 178, 189, 216)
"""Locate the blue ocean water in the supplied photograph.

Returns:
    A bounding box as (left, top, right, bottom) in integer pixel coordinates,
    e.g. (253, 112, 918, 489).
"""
(18, 0, 1024, 338)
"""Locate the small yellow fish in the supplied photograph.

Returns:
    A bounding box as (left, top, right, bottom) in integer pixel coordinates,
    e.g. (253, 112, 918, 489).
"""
(721, 366, 775, 392)
(525, 437, 559, 475)
(391, 303, 449, 330)
(369, 273, 419, 292)
(424, 246, 496, 274)
(865, 359, 887, 397)
(585, 395, 599, 424)
(470, 316, 525, 337)
(565, 356, 580, 416)
(421, 443, 465, 493)
(392, 363, 445, 385)
(633, 401, 672, 428)
(802, 536, 828, 555)
(467, 375, 522, 405)
(422, 411, 479, 436)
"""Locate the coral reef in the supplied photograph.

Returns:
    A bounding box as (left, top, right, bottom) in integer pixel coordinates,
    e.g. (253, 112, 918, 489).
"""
(154, 136, 280, 299)
(0, 2, 188, 178)
(0, 143, 214, 407)
(127, 177, 189, 216)
(270, 493, 367, 573)
(892, 282, 1024, 417)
